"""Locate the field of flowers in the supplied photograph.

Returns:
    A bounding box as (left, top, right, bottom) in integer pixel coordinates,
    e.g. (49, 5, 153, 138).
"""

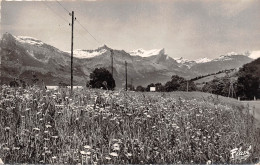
(0, 85, 259, 164)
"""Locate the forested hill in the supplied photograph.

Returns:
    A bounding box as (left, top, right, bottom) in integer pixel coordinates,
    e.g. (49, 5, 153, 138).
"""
(237, 58, 260, 99)
(239, 57, 260, 76)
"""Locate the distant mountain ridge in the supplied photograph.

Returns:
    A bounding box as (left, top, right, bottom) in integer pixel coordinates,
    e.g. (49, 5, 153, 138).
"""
(0, 33, 256, 87)
(128, 48, 165, 57)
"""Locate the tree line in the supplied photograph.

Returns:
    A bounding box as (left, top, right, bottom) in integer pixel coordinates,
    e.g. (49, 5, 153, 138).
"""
(134, 75, 197, 92)
(190, 68, 236, 81)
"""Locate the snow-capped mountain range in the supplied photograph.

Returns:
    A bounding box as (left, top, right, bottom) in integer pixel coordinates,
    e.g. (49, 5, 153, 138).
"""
(129, 48, 165, 57)
(71, 47, 213, 65)
(1, 33, 258, 87)
(68, 47, 259, 68)
(66, 49, 107, 59)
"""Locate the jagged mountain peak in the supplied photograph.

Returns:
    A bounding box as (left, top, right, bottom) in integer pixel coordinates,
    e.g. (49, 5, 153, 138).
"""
(2, 32, 12, 39)
(1, 32, 17, 45)
(14, 36, 44, 46)
(2, 32, 15, 40)
(2, 32, 44, 46)
(96, 44, 111, 51)
(1, 32, 64, 55)
(129, 48, 165, 57)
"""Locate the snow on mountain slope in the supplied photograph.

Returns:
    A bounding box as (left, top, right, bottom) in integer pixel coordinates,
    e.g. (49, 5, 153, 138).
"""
(172, 57, 196, 69)
(67, 49, 107, 59)
(13, 36, 44, 46)
(173, 57, 193, 64)
(227, 52, 241, 56)
(195, 57, 211, 63)
(129, 48, 165, 57)
(212, 51, 251, 62)
(224, 50, 260, 59)
(249, 51, 260, 59)
(213, 55, 233, 61)
(173, 57, 211, 64)
(226, 51, 250, 56)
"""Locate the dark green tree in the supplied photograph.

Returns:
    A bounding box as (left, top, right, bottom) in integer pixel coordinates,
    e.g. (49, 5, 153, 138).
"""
(202, 77, 234, 97)
(19, 79, 27, 88)
(9, 78, 19, 87)
(136, 85, 145, 92)
(32, 74, 39, 85)
(165, 75, 186, 92)
(237, 74, 259, 99)
(236, 58, 260, 100)
(89, 68, 115, 90)
(155, 83, 165, 92)
(178, 80, 197, 91)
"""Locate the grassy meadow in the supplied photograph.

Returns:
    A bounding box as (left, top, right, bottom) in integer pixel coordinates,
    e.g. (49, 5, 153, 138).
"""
(0, 85, 259, 164)
(242, 101, 260, 125)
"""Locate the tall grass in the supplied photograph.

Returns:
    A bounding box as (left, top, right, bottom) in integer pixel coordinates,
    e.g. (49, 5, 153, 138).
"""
(0, 85, 259, 164)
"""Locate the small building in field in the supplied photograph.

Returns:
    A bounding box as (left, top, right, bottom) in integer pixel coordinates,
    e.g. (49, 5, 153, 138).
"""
(150, 87, 156, 92)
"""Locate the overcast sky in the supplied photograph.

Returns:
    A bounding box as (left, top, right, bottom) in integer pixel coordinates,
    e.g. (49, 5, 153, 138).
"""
(1, 0, 260, 60)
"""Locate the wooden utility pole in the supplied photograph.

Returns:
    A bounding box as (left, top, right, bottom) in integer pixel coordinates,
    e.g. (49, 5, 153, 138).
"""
(228, 80, 235, 98)
(110, 49, 113, 78)
(125, 61, 127, 91)
(70, 11, 74, 94)
(186, 80, 189, 92)
(131, 78, 133, 90)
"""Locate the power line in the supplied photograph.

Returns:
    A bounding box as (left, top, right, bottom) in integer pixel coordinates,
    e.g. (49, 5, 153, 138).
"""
(74, 27, 97, 45)
(54, 0, 101, 45)
(42, 1, 69, 24)
(75, 19, 101, 44)
(42, 2, 94, 46)
(55, 0, 70, 14)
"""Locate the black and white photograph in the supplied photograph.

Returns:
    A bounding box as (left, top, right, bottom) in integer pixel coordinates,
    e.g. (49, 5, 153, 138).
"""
(0, 0, 260, 164)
